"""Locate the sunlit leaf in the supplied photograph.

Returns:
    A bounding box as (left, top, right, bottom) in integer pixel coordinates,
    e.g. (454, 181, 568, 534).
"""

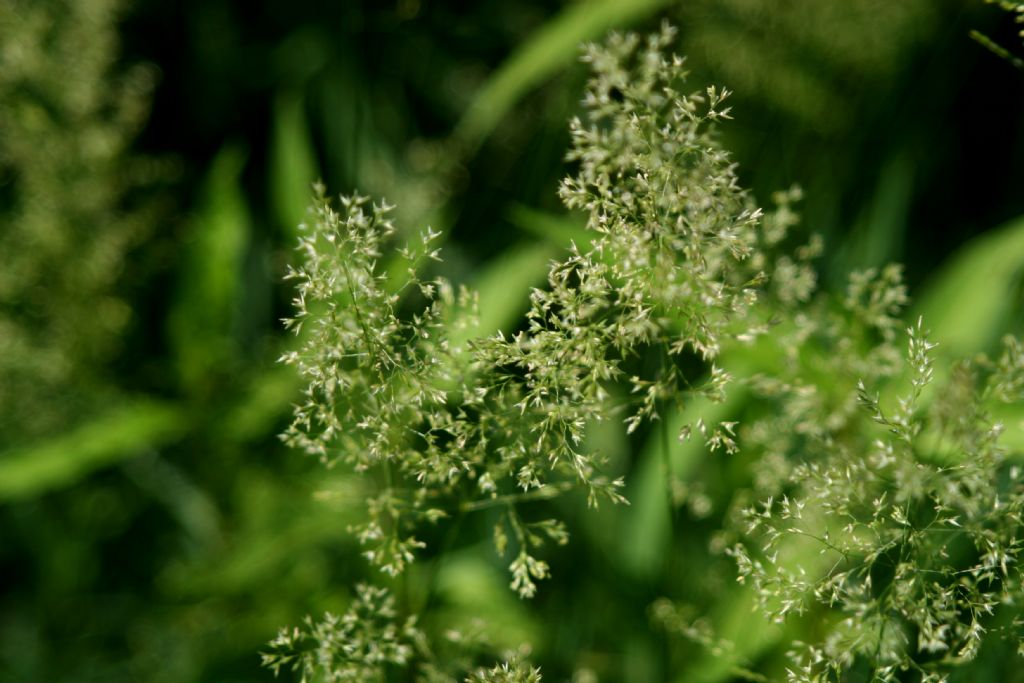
(914, 214, 1024, 358)
(0, 401, 187, 501)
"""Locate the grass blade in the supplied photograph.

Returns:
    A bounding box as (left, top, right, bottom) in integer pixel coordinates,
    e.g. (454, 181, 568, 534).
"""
(269, 91, 319, 240)
(168, 145, 251, 394)
(913, 214, 1024, 358)
(0, 401, 187, 501)
(454, 0, 673, 152)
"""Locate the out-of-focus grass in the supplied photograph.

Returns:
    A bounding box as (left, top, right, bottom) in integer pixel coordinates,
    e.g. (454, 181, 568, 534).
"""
(915, 214, 1024, 359)
(454, 0, 674, 151)
(269, 91, 319, 239)
(168, 145, 251, 395)
(0, 401, 186, 501)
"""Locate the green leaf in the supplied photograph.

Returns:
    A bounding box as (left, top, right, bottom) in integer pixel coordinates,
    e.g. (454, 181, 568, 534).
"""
(168, 145, 252, 394)
(914, 214, 1024, 358)
(449, 240, 559, 354)
(676, 584, 790, 683)
(223, 366, 304, 443)
(444, 206, 574, 368)
(618, 387, 747, 582)
(429, 550, 541, 651)
(454, 0, 674, 152)
(677, 527, 833, 683)
(318, 59, 395, 197)
(163, 470, 363, 596)
(269, 91, 319, 240)
(831, 153, 913, 276)
(0, 401, 187, 501)
(507, 203, 590, 247)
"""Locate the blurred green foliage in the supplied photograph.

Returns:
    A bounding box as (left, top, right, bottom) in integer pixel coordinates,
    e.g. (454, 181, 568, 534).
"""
(0, 0, 161, 446)
(0, 0, 1022, 682)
